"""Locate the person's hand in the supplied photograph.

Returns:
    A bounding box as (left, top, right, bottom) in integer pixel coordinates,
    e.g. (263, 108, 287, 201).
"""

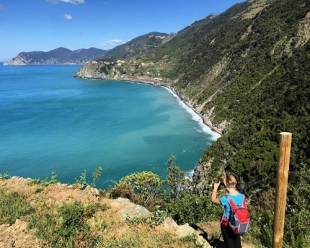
(213, 182, 221, 190)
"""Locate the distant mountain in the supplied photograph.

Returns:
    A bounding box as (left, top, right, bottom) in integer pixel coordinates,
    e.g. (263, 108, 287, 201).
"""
(102, 32, 174, 60)
(3, 33, 173, 65)
(3, 47, 108, 65)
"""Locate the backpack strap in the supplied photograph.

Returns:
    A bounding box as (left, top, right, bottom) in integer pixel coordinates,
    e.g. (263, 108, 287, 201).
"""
(226, 194, 246, 211)
(242, 196, 247, 209)
(226, 195, 237, 212)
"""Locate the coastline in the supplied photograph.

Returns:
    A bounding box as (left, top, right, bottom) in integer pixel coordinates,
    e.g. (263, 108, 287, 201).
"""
(74, 63, 223, 137)
(118, 77, 223, 138)
(160, 86, 221, 140)
(118, 78, 222, 180)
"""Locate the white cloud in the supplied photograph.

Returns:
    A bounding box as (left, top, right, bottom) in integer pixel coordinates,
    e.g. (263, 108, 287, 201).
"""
(61, 0, 84, 4)
(46, 0, 84, 5)
(63, 14, 73, 20)
(101, 39, 126, 48)
(0, 5, 5, 9)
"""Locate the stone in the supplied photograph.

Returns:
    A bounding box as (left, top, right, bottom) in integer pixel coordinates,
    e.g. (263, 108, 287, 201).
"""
(175, 223, 196, 238)
(162, 217, 178, 229)
(118, 202, 151, 221)
(175, 223, 211, 248)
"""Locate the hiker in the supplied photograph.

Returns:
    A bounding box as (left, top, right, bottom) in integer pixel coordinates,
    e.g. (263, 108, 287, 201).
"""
(211, 175, 246, 248)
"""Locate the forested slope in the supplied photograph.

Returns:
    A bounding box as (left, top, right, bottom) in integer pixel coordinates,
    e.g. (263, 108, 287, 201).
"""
(75, 0, 310, 245)
(189, 0, 310, 203)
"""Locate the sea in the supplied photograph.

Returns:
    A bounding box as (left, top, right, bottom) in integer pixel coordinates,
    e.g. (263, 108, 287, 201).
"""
(0, 63, 220, 189)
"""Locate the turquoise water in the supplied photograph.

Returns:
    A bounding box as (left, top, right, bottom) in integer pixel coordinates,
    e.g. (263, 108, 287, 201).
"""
(0, 63, 219, 189)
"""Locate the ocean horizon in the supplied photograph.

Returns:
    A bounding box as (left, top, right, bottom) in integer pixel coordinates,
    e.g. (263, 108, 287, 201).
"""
(0, 63, 220, 189)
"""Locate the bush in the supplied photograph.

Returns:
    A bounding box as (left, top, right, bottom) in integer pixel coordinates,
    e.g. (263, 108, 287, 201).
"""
(167, 192, 221, 225)
(109, 171, 165, 210)
(28, 200, 108, 247)
(0, 171, 9, 180)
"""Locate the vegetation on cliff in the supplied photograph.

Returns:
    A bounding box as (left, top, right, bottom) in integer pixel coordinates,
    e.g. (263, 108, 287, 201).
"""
(102, 32, 174, 60)
(74, 0, 310, 246)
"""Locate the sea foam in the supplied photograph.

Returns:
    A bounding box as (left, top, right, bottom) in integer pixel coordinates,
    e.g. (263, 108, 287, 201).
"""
(163, 87, 221, 141)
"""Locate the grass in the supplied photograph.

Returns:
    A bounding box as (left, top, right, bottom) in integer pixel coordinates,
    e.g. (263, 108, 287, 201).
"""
(26, 198, 199, 248)
(102, 227, 198, 248)
(28, 200, 110, 248)
(0, 188, 34, 225)
(0, 178, 200, 247)
(0, 173, 263, 248)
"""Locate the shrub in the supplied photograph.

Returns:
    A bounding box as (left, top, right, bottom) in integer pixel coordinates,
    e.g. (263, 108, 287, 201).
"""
(28, 200, 108, 248)
(0, 171, 9, 180)
(108, 181, 135, 200)
(167, 192, 221, 225)
(109, 171, 165, 210)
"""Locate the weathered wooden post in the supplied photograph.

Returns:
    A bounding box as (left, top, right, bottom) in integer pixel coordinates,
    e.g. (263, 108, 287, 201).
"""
(272, 132, 292, 248)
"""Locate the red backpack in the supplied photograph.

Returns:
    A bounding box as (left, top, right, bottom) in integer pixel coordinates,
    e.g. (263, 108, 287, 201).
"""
(226, 195, 250, 235)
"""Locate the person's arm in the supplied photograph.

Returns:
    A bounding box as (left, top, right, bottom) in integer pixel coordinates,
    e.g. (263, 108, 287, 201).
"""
(211, 182, 221, 205)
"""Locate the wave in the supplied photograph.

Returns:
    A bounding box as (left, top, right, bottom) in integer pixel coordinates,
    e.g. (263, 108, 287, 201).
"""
(185, 169, 194, 180)
(162, 87, 221, 141)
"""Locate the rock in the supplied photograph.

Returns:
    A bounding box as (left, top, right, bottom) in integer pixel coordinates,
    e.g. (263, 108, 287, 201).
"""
(118, 202, 151, 221)
(175, 223, 196, 238)
(196, 235, 212, 248)
(110, 197, 131, 208)
(110, 197, 152, 221)
(175, 223, 211, 248)
(90, 187, 99, 197)
(85, 185, 99, 197)
(74, 61, 109, 79)
(162, 217, 178, 229)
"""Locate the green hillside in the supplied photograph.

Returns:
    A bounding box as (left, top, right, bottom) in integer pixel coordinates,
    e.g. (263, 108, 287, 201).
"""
(103, 32, 174, 60)
(74, 0, 310, 246)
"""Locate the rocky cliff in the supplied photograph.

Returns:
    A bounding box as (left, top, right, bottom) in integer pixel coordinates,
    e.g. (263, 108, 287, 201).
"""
(75, 60, 173, 86)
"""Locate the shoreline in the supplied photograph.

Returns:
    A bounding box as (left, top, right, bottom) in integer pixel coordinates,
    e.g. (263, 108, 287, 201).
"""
(116, 77, 223, 138)
(160, 86, 221, 140)
(74, 64, 223, 137)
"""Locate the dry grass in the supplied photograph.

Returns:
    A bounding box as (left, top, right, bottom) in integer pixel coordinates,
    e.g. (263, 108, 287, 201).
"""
(0, 177, 198, 248)
(0, 177, 261, 247)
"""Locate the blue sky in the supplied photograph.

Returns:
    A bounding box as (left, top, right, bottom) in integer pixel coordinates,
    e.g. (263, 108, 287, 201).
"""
(0, 0, 244, 60)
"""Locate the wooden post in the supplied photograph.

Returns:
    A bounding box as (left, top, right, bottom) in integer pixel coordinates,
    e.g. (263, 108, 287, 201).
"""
(272, 132, 292, 248)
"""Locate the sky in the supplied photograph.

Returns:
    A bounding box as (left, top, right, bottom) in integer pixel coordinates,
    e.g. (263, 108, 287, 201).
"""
(0, 0, 245, 61)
